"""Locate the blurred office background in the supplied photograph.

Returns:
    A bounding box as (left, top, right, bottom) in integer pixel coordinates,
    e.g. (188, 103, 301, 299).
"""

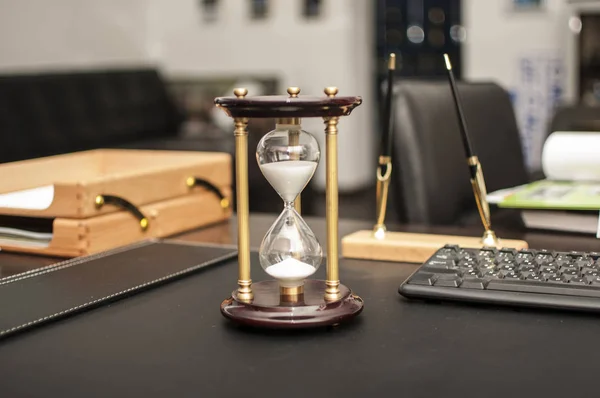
(0, 0, 597, 222)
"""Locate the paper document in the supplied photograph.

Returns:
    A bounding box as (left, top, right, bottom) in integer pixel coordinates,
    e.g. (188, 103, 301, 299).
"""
(0, 226, 52, 248)
(0, 185, 54, 210)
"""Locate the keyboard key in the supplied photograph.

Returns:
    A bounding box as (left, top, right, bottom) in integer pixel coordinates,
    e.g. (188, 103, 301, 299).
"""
(498, 263, 517, 271)
(458, 250, 475, 260)
(423, 268, 458, 276)
(547, 276, 566, 283)
(515, 254, 534, 264)
(478, 262, 496, 271)
(569, 277, 588, 285)
(479, 247, 496, 256)
(461, 269, 479, 278)
(497, 253, 515, 262)
(560, 266, 578, 274)
(408, 272, 437, 286)
(561, 270, 579, 280)
(582, 269, 600, 278)
(535, 253, 554, 265)
(434, 276, 462, 287)
(518, 264, 537, 272)
(520, 260, 536, 268)
(487, 280, 600, 298)
(581, 266, 599, 274)
(480, 256, 496, 264)
(425, 259, 456, 269)
(518, 249, 535, 255)
(443, 244, 460, 251)
(458, 258, 477, 266)
(482, 271, 502, 280)
(498, 248, 516, 256)
(432, 252, 455, 259)
(575, 258, 594, 268)
(540, 265, 559, 274)
(504, 273, 520, 280)
(520, 270, 538, 278)
(525, 275, 544, 282)
(569, 251, 585, 259)
(478, 268, 496, 276)
(498, 268, 518, 277)
(542, 272, 559, 279)
(460, 278, 487, 289)
(555, 255, 572, 267)
(458, 266, 477, 274)
(436, 273, 460, 279)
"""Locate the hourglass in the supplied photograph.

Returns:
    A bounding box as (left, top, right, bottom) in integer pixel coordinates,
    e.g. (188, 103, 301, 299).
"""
(256, 121, 322, 292)
(215, 86, 364, 329)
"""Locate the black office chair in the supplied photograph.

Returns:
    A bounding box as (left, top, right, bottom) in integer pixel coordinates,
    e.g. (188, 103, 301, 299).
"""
(549, 105, 600, 133)
(390, 80, 529, 227)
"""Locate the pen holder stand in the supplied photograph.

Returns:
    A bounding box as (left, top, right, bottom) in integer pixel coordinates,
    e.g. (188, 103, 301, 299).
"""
(214, 87, 364, 329)
(341, 230, 529, 264)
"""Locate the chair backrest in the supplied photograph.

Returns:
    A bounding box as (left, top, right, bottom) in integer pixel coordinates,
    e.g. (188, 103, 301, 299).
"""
(549, 105, 600, 133)
(0, 68, 182, 164)
(391, 80, 529, 225)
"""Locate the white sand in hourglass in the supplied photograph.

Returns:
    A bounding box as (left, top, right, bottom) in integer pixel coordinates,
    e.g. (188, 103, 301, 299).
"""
(265, 258, 316, 286)
(259, 160, 317, 202)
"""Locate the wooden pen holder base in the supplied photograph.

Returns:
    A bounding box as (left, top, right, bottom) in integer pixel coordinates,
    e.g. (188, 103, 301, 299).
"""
(341, 230, 529, 264)
(220, 280, 364, 329)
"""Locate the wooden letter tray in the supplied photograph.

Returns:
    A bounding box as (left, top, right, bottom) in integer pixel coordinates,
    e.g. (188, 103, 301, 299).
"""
(0, 149, 232, 257)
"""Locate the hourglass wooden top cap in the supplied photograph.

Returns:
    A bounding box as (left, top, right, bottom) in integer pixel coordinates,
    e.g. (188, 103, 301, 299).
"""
(214, 87, 362, 119)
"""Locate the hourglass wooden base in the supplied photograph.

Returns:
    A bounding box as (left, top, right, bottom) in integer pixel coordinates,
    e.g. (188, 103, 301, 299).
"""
(220, 280, 364, 329)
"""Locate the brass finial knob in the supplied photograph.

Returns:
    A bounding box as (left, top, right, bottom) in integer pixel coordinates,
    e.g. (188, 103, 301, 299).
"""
(389, 53, 396, 70)
(324, 87, 338, 97)
(287, 87, 300, 97)
(95, 195, 104, 207)
(186, 176, 195, 188)
(233, 88, 248, 98)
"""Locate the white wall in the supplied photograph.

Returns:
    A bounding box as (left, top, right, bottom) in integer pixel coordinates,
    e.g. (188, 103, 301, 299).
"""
(0, 0, 151, 72)
(462, 0, 574, 171)
(463, 0, 568, 90)
(145, 0, 376, 192)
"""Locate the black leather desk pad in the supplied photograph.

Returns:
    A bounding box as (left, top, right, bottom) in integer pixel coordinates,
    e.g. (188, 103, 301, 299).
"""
(1, 251, 600, 397)
(0, 240, 237, 340)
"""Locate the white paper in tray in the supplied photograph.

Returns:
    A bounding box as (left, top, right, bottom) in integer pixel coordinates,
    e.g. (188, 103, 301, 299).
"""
(0, 185, 54, 210)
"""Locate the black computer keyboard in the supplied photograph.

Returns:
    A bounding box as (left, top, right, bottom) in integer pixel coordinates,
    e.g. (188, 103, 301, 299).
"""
(399, 244, 600, 313)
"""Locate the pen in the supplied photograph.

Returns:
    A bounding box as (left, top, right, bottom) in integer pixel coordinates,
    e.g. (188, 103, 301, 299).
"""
(443, 53, 500, 247)
(373, 53, 396, 240)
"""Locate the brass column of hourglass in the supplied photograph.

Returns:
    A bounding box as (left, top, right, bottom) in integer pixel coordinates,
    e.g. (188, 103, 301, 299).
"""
(323, 86, 341, 301)
(215, 86, 364, 329)
(286, 87, 302, 215)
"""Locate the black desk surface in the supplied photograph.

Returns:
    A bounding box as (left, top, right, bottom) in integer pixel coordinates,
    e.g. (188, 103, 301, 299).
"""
(1, 215, 600, 397)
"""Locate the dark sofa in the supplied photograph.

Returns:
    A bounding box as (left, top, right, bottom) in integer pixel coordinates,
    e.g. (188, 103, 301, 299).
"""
(0, 67, 214, 162)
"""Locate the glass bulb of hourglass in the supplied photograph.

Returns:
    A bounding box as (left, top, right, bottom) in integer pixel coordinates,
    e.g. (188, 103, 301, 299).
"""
(259, 208, 322, 287)
(256, 123, 322, 288)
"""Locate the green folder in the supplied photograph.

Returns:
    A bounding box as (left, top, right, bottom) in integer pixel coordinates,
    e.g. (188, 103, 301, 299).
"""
(497, 180, 600, 211)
